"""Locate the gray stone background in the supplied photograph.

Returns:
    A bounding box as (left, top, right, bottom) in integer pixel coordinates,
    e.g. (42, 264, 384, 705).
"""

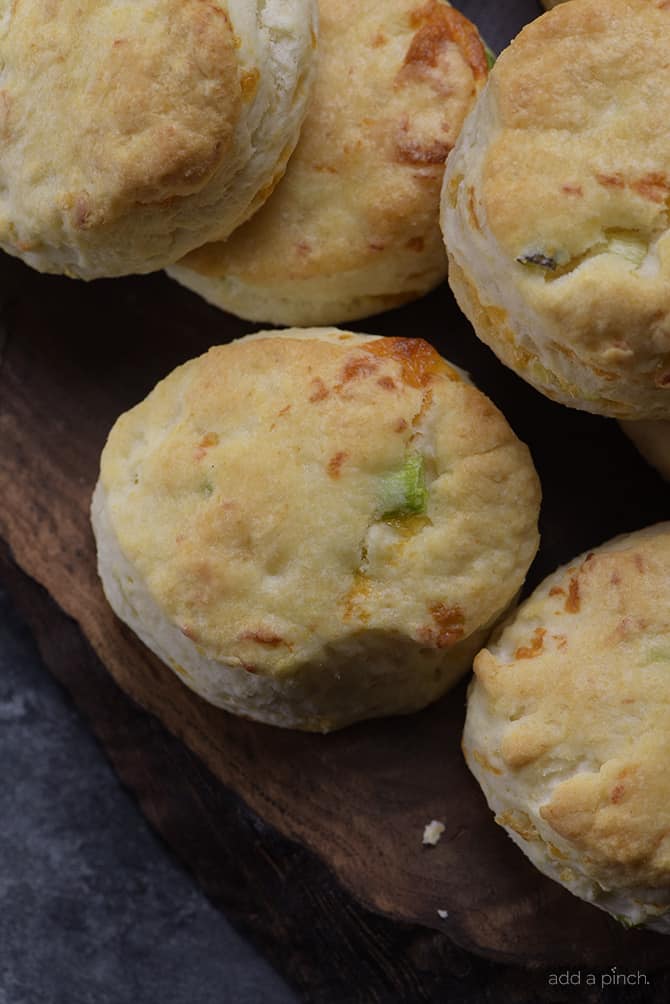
(0, 587, 298, 1004)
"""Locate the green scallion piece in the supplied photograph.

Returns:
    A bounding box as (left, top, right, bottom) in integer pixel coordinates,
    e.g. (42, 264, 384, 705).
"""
(484, 42, 496, 70)
(378, 454, 427, 520)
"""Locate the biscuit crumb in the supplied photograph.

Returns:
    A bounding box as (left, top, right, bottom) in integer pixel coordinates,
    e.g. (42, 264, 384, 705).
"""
(423, 819, 445, 845)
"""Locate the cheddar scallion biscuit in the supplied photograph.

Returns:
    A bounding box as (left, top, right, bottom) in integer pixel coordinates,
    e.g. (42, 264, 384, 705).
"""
(0, 0, 317, 278)
(465, 524, 670, 931)
(442, 0, 670, 420)
(169, 0, 490, 325)
(92, 329, 540, 732)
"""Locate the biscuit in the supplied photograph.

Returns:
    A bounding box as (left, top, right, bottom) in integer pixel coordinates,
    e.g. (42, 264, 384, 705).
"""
(464, 524, 670, 931)
(0, 0, 317, 279)
(620, 420, 670, 481)
(92, 329, 540, 732)
(168, 0, 489, 326)
(442, 0, 670, 420)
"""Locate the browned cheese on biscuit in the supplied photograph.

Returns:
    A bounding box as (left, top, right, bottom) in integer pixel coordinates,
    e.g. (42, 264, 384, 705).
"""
(465, 523, 670, 930)
(92, 328, 540, 731)
(443, 0, 670, 419)
(169, 0, 489, 325)
(0, 0, 317, 277)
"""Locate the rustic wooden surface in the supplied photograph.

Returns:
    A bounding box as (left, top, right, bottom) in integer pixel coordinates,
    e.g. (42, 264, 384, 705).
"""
(4, 544, 670, 1004)
(1, 241, 670, 979)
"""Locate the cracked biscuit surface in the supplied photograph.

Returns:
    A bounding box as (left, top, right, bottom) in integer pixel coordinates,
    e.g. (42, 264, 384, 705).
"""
(92, 328, 540, 731)
(169, 0, 489, 326)
(464, 524, 670, 931)
(0, 0, 317, 278)
(442, 0, 670, 419)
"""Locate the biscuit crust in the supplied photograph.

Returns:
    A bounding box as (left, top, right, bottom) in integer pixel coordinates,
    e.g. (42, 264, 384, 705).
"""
(620, 420, 670, 481)
(442, 0, 670, 419)
(169, 0, 488, 325)
(0, 0, 317, 277)
(464, 524, 670, 930)
(92, 329, 540, 731)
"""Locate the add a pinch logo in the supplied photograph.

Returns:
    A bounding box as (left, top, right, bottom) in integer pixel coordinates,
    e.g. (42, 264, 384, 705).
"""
(548, 969, 650, 988)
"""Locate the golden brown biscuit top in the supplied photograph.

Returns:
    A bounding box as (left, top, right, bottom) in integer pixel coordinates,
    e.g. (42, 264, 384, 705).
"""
(100, 331, 540, 675)
(0, 0, 241, 250)
(477, 0, 670, 391)
(179, 0, 488, 285)
(475, 525, 670, 888)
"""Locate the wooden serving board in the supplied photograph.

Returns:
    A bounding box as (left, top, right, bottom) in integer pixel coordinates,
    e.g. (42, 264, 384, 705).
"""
(2, 241, 670, 978)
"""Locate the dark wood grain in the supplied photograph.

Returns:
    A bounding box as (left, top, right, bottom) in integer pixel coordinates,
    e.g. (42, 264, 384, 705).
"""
(1, 246, 669, 974)
(5, 542, 670, 1004)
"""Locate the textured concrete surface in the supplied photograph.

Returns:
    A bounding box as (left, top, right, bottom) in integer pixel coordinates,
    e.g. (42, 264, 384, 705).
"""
(0, 588, 298, 1004)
